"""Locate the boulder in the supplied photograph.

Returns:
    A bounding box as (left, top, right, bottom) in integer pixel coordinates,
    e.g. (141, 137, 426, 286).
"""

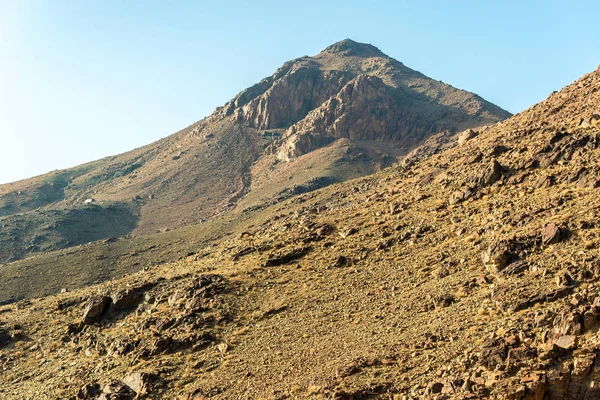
(82, 296, 112, 325)
(122, 372, 151, 395)
(77, 384, 100, 399)
(98, 381, 135, 400)
(0, 328, 11, 348)
(482, 242, 512, 272)
(554, 335, 577, 350)
(542, 223, 562, 245)
(458, 129, 477, 145)
(111, 289, 143, 310)
(480, 159, 503, 187)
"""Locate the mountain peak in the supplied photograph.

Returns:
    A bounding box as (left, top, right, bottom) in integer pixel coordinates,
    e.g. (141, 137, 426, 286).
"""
(320, 39, 386, 58)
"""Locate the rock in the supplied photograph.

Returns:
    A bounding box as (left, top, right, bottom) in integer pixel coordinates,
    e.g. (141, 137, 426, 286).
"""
(264, 246, 310, 267)
(555, 270, 574, 287)
(150, 336, 173, 355)
(436, 294, 455, 308)
(338, 227, 359, 238)
(98, 381, 135, 400)
(112, 289, 143, 310)
(337, 360, 363, 378)
(468, 152, 484, 164)
(500, 261, 528, 276)
(554, 335, 577, 350)
(276, 73, 455, 160)
(82, 296, 112, 324)
(389, 202, 401, 215)
(122, 372, 150, 395)
(307, 385, 322, 395)
(77, 384, 100, 399)
(425, 379, 457, 395)
(217, 343, 228, 354)
(276, 131, 335, 161)
(552, 311, 583, 337)
(480, 159, 503, 187)
(458, 129, 477, 145)
(476, 275, 490, 285)
(0, 328, 11, 348)
(542, 223, 562, 245)
(333, 255, 349, 267)
(479, 339, 509, 369)
(488, 144, 510, 156)
(414, 193, 429, 202)
(426, 381, 444, 394)
(482, 242, 512, 272)
(504, 335, 520, 347)
(450, 187, 474, 204)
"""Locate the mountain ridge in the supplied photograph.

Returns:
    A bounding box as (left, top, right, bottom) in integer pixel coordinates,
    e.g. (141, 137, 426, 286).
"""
(0, 39, 509, 280)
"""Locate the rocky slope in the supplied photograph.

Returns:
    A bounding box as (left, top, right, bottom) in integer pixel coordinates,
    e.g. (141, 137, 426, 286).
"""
(0, 64, 598, 399)
(0, 39, 509, 272)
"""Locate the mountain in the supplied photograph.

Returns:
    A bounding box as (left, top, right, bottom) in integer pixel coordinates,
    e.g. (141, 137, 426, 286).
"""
(0, 56, 599, 398)
(0, 39, 510, 267)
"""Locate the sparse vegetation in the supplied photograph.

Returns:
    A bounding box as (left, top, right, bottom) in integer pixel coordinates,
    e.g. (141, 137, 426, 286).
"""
(2, 41, 598, 399)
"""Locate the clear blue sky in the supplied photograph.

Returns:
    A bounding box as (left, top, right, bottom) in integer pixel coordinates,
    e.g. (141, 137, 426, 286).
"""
(1, 1, 598, 184)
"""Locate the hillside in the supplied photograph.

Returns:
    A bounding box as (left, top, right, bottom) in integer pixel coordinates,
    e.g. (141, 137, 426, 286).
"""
(0, 39, 510, 268)
(0, 61, 598, 399)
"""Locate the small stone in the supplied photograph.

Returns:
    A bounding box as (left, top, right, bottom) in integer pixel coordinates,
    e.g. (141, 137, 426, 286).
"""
(0, 329, 11, 348)
(480, 159, 503, 187)
(334, 256, 349, 267)
(98, 381, 135, 400)
(77, 384, 99, 399)
(307, 385, 321, 395)
(571, 293, 584, 306)
(82, 296, 112, 324)
(217, 343, 228, 353)
(482, 242, 511, 272)
(505, 335, 520, 347)
(554, 335, 577, 350)
(112, 289, 143, 310)
(542, 223, 562, 245)
(555, 271, 574, 287)
(338, 227, 358, 238)
(476, 275, 490, 285)
(458, 129, 477, 145)
(122, 372, 150, 395)
(426, 381, 445, 394)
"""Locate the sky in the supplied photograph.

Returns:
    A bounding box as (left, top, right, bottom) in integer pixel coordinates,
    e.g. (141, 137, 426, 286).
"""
(0, 1, 599, 184)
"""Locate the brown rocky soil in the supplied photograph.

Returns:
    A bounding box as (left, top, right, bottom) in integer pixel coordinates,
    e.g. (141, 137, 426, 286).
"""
(0, 63, 599, 399)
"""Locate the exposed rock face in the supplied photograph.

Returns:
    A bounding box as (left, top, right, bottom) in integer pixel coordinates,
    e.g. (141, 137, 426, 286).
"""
(277, 75, 430, 160)
(225, 62, 352, 130)
(218, 38, 511, 161)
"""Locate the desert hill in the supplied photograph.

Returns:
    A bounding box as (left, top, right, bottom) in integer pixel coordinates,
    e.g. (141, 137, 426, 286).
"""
(0, 60, 598, 398)
(0, 39, 509, 268)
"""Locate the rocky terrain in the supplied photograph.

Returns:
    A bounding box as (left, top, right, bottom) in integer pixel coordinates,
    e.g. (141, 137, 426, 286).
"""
(0, 55, 599, 398)
(0, 40, 509, 287)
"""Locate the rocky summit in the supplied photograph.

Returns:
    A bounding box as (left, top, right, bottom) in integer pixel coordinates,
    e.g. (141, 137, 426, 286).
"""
(0, 39, 509, 301)
(3, 43, 600, 400)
